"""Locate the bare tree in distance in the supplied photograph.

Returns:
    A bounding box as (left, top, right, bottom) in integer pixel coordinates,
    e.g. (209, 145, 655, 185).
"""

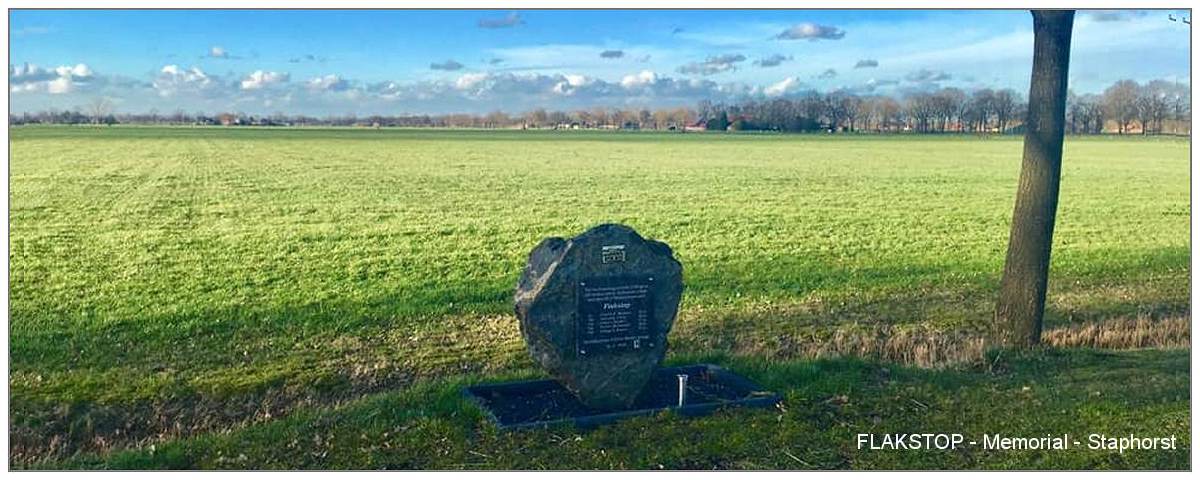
(1103, 80, 1139, 134)
(842, 94, 864, 132)
(823, 91, 848, 131)
(1168, 82, 1191, 134)
(994, 10, 1074, 346)
(1068, 93, 1106, 134)
(1134, 88, 1156, 135)
(947, 88, 971, 132)
(13, 73, 1186, 134)
(87, 97, 115, 125)
(969, 89, 995, 133)
(1140, 80, 1174, 134)
(992, 89, 1018, 133)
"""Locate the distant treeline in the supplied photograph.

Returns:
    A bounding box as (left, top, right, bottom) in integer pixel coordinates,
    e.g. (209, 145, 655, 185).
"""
(9, 78, 1190, 135)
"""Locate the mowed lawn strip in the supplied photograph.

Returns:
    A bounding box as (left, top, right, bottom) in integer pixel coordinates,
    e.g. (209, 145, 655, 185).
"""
(8, 127, 1190, 467)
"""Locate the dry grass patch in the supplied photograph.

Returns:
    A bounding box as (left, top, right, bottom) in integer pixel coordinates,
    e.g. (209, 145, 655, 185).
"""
(1043, 315, 1190, 349)
(812, 314, 1189, 368)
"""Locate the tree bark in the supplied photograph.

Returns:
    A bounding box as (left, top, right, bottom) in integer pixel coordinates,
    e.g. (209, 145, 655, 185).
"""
(995, 10, 1074, 346)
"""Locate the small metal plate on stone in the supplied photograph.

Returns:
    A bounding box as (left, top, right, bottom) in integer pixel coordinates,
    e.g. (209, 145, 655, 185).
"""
(576, 275, 655, 356)
(601, 244, 626, 264)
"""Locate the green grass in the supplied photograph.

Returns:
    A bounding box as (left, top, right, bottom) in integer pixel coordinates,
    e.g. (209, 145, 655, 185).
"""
(35, 348, 1194, 470)
(8, 126, 1190, 469)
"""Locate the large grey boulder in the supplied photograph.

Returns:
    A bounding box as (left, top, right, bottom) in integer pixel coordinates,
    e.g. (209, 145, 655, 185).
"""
(514, 224, 684, 410)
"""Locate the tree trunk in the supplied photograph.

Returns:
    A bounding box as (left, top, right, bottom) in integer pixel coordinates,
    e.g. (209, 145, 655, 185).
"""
(994, 10, 1074, 346)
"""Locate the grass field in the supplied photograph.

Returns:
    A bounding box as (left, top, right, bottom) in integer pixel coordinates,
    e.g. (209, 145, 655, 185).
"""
(8, 126, 1191, 469)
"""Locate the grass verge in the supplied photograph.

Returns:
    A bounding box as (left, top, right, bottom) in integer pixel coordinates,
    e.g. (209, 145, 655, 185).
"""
(27, 346, 1190, 470)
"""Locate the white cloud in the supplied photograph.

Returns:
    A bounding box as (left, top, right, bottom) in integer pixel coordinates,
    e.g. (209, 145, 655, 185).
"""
(620, 70, 658, 88)
(478, 12, 524, 29)
(677, 54, 746, 76)
(241, 70, 288, 90)
(754, 54, 792, 68)
(153, 65, 213, 97)
(10, 83, 39, 93)
(368, 81, 403, 100)
(563, 74, 589, 86)
(776, 23, 846, 41)
(10, 62, 93, 94)
(764, 76, 805, 96)
(10, 63, 56, 82)
(374, 69, 751, 109)
(47, 76, 75, 94)
(9, 10, 1189, 116)
(614, 70, 752, 100)
(553, 74, 595, 95)
(307, 74, 348, 91)
(55, 64, 93, 78)
(454, 72, 490, 91)
(905, 68, 951, 83)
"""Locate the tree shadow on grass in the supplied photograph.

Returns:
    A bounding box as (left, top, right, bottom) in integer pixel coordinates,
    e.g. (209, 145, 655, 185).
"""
(9, 244, 1187, 466)
(11, 267, 1189, 466)
(8, 295, 532, 466)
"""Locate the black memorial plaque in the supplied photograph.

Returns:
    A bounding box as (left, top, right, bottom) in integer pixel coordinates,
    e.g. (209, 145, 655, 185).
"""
(576, 275, 656, 356)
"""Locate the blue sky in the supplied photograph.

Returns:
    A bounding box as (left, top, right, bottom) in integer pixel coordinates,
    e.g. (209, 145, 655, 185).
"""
(9, 9, 1192, 116)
